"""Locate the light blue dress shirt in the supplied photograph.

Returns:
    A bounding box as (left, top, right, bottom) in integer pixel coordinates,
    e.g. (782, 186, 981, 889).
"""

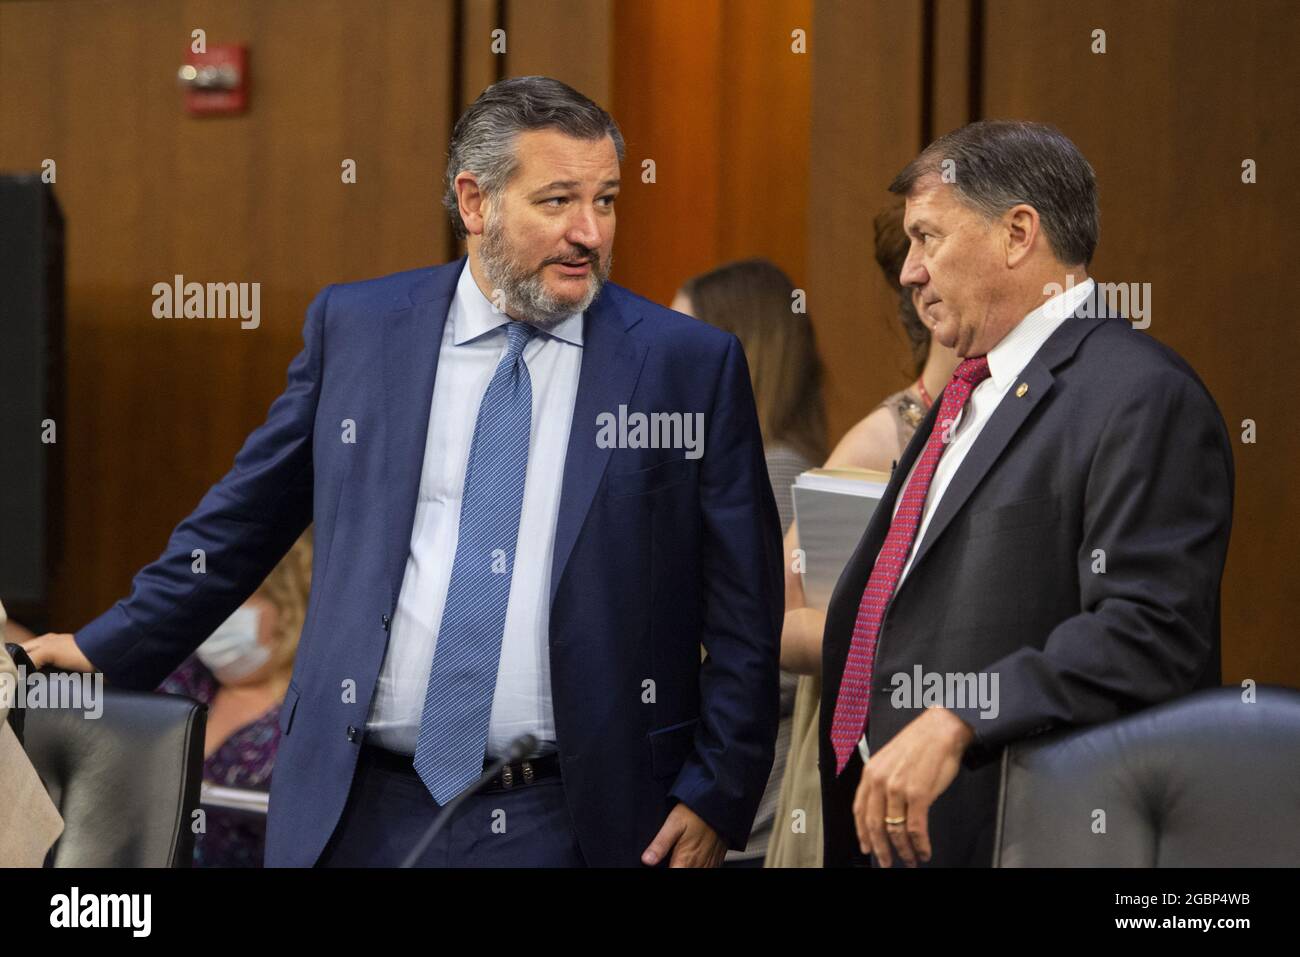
(365, 263, 584, 757)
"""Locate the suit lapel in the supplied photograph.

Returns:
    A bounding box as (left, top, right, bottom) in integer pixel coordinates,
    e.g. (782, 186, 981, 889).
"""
(549, 286, 647, 606)
(383, 260, 461, 604)
(901, 293, 1115, 581)
(903, 360, 1056, 576)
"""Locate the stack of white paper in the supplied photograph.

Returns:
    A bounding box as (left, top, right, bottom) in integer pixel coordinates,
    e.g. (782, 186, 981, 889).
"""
(792, 468, 890, 610)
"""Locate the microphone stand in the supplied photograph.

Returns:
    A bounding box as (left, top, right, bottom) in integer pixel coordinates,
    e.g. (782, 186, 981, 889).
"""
(400, 733, 538, 868)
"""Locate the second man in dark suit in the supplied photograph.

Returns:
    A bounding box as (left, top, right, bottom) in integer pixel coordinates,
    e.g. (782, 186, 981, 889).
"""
(820, 120, 1234, 868)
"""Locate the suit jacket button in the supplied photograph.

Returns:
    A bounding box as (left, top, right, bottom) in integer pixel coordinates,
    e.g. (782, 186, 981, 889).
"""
(347, 725, 359, 742)
(381, 614, 391, 631)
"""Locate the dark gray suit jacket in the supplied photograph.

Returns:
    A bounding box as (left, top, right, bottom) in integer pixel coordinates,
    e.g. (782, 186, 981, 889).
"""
(819, 291, 1234, 867)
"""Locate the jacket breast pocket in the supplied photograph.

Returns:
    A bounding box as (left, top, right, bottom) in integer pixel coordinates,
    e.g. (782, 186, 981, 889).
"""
(277, 682, 301, 736)
(606, 457, 695, 498)
(648, 718, 698, 779)
(968, 494, 1061, 539)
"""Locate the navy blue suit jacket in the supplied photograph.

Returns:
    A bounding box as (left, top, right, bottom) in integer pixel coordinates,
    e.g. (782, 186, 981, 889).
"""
(76, 258, 784, 866)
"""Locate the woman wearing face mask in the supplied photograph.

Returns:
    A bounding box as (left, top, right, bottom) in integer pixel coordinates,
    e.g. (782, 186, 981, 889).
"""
(157, 529, 312, 867)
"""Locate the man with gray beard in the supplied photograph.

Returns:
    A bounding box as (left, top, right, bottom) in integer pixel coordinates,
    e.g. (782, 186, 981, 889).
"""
(477, 179, 612, 328)
(29, 76, 783, 867)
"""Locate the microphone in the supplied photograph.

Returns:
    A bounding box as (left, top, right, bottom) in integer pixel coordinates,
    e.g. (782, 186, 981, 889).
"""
(400, 733, 538, 868)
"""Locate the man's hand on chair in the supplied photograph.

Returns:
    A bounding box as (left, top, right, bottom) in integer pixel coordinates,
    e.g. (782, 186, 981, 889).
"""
(19, 633, 95, 672)
(852, 707, 975, 868)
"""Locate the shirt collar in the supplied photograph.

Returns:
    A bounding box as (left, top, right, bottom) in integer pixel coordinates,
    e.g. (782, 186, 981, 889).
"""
(451, 260, 585, 347)
(986, 277, 1094, 391)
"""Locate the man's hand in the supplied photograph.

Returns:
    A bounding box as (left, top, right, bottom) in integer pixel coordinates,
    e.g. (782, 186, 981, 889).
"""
(641, 802, 727, 867)
(852, 707, 975, 868)
(18, 633, 96, 672)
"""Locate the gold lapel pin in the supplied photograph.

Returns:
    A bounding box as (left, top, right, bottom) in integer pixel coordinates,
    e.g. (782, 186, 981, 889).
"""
(1016, 382, 1029, 398)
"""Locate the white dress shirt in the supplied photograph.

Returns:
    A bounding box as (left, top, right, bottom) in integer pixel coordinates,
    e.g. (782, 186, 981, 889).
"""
(858, 277, 1094, 761)
(365, 263, 584, 757)
(893, 277, 1094, 583)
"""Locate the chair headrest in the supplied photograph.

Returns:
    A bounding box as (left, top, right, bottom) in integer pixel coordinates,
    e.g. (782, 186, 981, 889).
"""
(996, 685, 1300, 867)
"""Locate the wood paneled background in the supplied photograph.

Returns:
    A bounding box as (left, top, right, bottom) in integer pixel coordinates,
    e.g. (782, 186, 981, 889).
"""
(977, 0, 1300, 688)
(0, 0, 457, 639)
(1, 0, 1295, 687)
(610, 0, 812, 305)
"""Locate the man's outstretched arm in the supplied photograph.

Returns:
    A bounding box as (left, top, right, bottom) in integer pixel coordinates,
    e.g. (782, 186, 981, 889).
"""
(29, 286, 333, 689)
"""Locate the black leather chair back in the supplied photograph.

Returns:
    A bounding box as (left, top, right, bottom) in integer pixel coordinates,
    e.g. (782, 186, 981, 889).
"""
(994, 686, 1300, 866)
(19, 674, 206, 868)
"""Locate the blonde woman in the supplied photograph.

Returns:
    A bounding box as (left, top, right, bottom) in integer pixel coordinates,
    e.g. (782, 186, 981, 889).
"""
(20, 532, 313, 867)
(154, 528, 313, 867)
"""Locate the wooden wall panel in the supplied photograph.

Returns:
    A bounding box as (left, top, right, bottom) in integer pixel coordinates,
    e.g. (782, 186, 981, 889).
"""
(0, 0, 455, 631)
(505, 0, 611, 106)
(806, 0, 925, 442)
(930, 0, 975, 140)
(713, 0, 813, 280)
(980, 0, 1300, 687)
(610, 0, 811, 308)
(460, 0, 503, 111)
(609, 0, 725, 304)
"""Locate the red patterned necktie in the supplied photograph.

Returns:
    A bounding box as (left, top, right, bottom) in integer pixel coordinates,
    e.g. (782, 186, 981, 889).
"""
(830, 356, 992, 773)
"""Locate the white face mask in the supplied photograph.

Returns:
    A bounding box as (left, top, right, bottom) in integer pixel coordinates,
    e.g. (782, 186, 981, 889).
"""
(196, 606, 271, 684)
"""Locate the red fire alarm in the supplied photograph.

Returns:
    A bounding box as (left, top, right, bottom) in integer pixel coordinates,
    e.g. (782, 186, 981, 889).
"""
(178, 44, 249, 116)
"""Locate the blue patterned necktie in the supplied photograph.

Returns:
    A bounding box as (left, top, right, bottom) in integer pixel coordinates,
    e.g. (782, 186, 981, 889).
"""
(414, 320, 536, 805)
